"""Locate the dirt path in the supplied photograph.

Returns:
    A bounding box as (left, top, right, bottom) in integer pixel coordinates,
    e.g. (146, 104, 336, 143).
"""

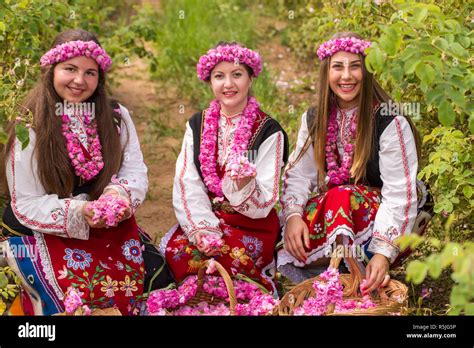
(111, 58, 193, 242)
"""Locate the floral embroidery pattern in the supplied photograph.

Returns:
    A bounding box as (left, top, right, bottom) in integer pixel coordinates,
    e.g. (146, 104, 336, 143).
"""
(230, 247, 250, 267)
(100, 275, 118, 298)
(325, 209, 333, 221)
(119, 275, 138, 297)
(51, 207, 65, 221)
(122, 239, 143, 264)
(63, 248, 93, 270)
(241, 235, 263, 260)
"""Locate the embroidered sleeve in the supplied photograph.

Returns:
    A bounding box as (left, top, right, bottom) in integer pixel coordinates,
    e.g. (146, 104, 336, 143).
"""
(103, 105, 148, 215)
(6, 131, 89, 240)
(173, 122, 222, 244)
(280, 112, 319, 221)
(368, 116, 418, 263)
(222, 131, 284, 219)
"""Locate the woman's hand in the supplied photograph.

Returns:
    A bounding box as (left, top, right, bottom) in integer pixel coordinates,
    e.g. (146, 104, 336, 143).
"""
(230, 173, 256, 191)
(284, 215, 310, 263)
(101, 189, 131, 223)
(194, 232, 222, 257)
(362, 253, 390, 294)
(82, 202, 107, 228)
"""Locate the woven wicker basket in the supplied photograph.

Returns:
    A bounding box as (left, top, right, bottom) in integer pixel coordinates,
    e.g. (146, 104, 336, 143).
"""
(54, 306, 122, 316)
(176, 259, 239, 315)
(167, 259, 278, 316)
(279, 246, 408, 316)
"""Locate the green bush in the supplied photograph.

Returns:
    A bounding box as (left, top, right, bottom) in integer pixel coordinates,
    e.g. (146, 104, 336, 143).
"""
(0, 0, 156, 148)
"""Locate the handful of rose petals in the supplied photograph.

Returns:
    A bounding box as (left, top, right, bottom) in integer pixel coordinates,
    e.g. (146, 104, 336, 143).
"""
(63, 286, 91, 315)
(200, 234, 224, 253)
(88, 194, 128, 227)
(226, 155, 256, 180)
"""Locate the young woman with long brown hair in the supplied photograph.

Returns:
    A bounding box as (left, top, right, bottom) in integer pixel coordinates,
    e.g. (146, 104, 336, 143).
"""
(0, 29, 173, 315)
(278, 32, 421, 294)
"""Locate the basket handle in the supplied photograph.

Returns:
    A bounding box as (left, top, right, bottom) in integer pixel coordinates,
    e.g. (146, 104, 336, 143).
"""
(197, 259, 238, 315)
(328, 245, 389, 300)
(328, 245, 364, 298)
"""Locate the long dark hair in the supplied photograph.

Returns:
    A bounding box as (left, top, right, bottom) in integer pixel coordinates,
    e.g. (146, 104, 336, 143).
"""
(4, 29, 125, 199)
(295, 31, 421, 188)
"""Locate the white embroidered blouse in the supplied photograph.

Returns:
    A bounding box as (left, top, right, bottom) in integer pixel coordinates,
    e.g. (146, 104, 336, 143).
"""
(280, 109, 418, 263)
(6, 104, 148, 240)
(173, 113, 285, 244)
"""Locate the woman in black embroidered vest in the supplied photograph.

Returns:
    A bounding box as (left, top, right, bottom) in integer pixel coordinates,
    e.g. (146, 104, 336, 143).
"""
(278, 32, 421, 293)
(160, 42, 288, 293)
(0, 29, 173, 315)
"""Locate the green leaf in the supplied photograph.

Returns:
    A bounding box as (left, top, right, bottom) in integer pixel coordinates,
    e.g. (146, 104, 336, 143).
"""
(438, 100, 456, 126)
(404, 56, 421, 75)
(428, 238, 441, 249)
(426, 255, 443, 279)
(445, 87, 466, 108)
(15, 124, 30, 150)
(396, 234, 424, 251)
(440, 242, 461, 267)
(449, 42, 468, 58)
(365, 45, 384, 73)
(463, 186, 473, 199)
(465, 303, 474, 315)
(0, 21, 5, 32)
(415, 63, 435, 85)
(380, 26, 402, 56)
(406, 260, 428, 284)
(450, 285, 468, 306)
(390, 64, 404, 82)
(435, 38, 449, 50)
(469, 113, 474, 134)
(426, 86, 445, 105)
(0, 272, 8, 289)
(422, 55, 443, 70)
(412, 7, 428, 25)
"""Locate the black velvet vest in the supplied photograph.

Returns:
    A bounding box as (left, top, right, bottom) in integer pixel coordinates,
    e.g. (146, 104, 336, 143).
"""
(189, 110, 290, 181)
(306, 106, 395, 188)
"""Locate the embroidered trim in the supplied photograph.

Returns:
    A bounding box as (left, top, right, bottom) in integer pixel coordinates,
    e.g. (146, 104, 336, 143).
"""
(367, 236, 399, 263)
(179, 145, 197, 232)
(248, 114, 270, 149)
(10, 142, 65, 232)
(159, 223, 179, 255)
(248, 132, 282, 209)
(229, 179, 257, 208)
(277, 222, 374, 269)
(394, 118, 412, 235)
(33, 232, 66, 304)
(370, 231, 400, 249)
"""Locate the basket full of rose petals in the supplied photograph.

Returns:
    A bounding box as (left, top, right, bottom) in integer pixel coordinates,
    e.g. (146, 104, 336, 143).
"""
(146, 259, 279, 316)
(279, 245, 408, 316)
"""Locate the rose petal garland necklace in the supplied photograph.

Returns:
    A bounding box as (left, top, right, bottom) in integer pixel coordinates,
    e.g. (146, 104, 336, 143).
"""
(199, 97, 259, 197)
(62, 113, 105, 182)
(326, 106, 357, 185)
